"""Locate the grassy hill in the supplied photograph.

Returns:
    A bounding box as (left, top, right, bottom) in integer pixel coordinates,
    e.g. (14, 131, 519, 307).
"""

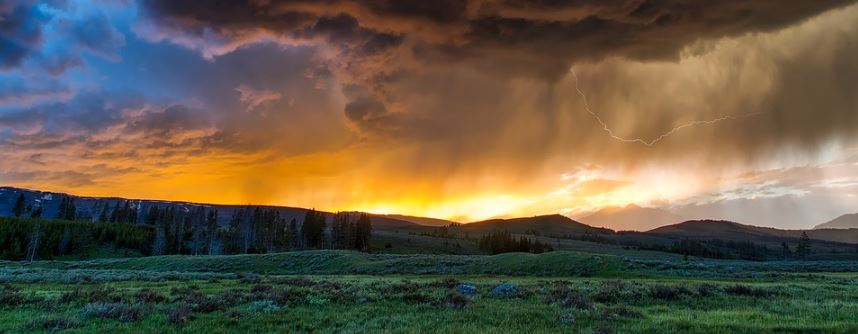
(11, 250, 625, 277)
(460, 214, 612, 236)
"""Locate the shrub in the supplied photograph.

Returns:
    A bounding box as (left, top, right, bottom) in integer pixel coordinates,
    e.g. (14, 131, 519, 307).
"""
(724, 284, 773, 297)
(166, 304, 193, 324)
(134, 289, 166, 304)
(591, 282, 621, 303)
(593, 324, 614, 334)
(0, 285, 23, 306)
(430, 277, 461, 288)
(444, 291, 472, 310)
(238, 274, 262, 284)
(60, 289, 85, 303)
(306, 295, 329, 306)
(402, 293, 433, 304)
(380, 282, 420, 294)
(80, 302, 145, 322)
(599, 306, 643, 319)
(26, 317, 82, 331)
(251, 284, 273, 294)
(35, 295, 60, 311)
(213, 290, 247, 307)
(561, 291, 594, 310)
(649, 284, 693, 301)
(170, 286, 199, 298)
(696, 284, 719, 297)
(248, 300, 282, 314)
(191, 296, 227, 313)
(267, 288, 308, 306)
(272, 277, 316, 287)
(545, 284, 593, 310)
(87, 285, 122, 303)
(226, 310, 243, 320)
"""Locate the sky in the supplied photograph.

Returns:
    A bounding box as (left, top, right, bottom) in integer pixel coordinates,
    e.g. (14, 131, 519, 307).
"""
(1, 0, 857, 229)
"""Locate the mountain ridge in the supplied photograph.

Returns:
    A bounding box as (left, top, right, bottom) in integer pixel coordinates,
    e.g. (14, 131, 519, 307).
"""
(815, 213, 858, 229)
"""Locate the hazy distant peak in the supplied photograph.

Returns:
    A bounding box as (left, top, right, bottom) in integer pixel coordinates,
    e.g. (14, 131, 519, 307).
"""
(815, 213, 858, 229)
(581, 205, 684, 232)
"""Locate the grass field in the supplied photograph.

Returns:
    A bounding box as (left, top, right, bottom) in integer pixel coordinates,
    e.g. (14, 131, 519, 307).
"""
(2, 250, 858, 333)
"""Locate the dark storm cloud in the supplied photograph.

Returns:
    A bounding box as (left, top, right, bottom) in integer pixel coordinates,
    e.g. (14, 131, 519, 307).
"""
(139, 0, 856, 137)
(0, 1, 48, 70)
(139, 0, 855, 68)
(125, 105, 209, 137)
(0, 92, 215, 150)
(0, 0, 127, 75)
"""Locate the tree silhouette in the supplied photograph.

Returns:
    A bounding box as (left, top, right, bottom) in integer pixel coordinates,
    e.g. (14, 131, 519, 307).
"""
(796, 232, 812, 260)
(12, 194, 26, 218)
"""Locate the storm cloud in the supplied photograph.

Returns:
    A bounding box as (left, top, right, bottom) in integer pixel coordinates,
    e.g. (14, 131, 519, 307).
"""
(2, 0, 858, 223)
(137, 0, 858, 152)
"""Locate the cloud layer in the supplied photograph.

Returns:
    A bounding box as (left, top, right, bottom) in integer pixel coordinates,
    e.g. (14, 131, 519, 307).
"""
(1, 0, 857, 225)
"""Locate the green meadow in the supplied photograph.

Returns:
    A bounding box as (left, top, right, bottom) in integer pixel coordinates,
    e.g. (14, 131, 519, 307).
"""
(2, 251, 858, 333)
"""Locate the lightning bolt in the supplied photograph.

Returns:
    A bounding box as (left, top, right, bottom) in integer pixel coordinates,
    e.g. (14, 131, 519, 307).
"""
(570, 68, 761, 147)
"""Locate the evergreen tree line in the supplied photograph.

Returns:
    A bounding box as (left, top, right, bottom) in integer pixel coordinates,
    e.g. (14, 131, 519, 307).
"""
(146, 207, 373, 255)
(0, 217, 153, 261)
(4, 195, 375, 259)
(329, 212, 373, 252)
(478, 230, 553, 254)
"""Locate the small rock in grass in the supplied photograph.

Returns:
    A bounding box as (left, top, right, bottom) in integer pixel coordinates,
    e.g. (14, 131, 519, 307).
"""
(490, 284, 520, 298)
(454, 283, 477, 296)
(557, 313, 575, 325)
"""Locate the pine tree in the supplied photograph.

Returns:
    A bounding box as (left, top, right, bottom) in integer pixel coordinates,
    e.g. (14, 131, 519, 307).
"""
(145, 206, 160, 225)
(354, 213, 372, 252)
(58, 226, 72, 255)
(152, 225, 167, 256)
(66, 199, 76, 220)
(781, 242, 791, 260)
(796, 232, 812, 260)
(206, 209, 219, 255)
(287, 218, 298, 250)
(29, 205, 43, 219)
(56, 198, 68, 220)
(301, 210, 327, 249)
(109, 201, 121, 223)
(97, 202, 109, 223)
(12, 194, 26, 218)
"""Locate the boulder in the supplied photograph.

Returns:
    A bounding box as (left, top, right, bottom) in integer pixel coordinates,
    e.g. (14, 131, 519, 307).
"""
(489, 283, 520, 297)
(454, 283, 477, 296)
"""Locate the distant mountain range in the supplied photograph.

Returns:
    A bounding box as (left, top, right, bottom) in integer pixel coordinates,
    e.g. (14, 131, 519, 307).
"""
(815, 213, 858, 229)
(4, 186, 858, 260)
(579, 205, 685, 231)
(648, 219, 858, 245)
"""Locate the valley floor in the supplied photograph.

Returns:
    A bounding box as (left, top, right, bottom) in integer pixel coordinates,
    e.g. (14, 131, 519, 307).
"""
(2, 251, 857, 333)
